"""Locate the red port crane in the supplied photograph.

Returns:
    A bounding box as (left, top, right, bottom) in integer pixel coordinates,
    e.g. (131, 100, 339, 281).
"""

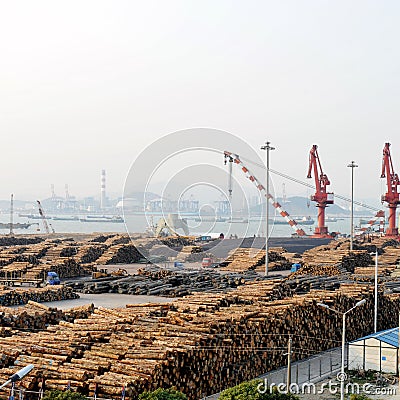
(307, 145, 334, 237)
(381, 142, 400, 237)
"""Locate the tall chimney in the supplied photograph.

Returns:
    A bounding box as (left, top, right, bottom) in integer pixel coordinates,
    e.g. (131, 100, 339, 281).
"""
(101, 170, 106, 209)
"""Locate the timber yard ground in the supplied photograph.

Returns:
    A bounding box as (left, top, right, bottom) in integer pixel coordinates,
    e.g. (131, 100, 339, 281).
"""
(1, 232, 400, 399)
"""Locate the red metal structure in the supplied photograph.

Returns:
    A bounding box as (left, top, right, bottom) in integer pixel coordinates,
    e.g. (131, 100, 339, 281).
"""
(381, 142, 400, 237)
(307, 145, 334, 237)
(224, 151, 307, 236)
(360, 210, 385, 234)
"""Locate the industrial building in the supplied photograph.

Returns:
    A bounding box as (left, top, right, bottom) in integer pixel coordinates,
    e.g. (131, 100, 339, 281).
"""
(348, 327, 399, 374)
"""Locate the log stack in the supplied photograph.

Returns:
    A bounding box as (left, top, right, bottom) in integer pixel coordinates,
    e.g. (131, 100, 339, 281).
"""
(78, 267, 266, 297)
(175, 246, 204, 262)
(0, 285, 78, 306)
(222, 248, 292, 273)
(0, 280, 396, 399)
(96, 244, 142, 265)
(73, 244, 106, 264)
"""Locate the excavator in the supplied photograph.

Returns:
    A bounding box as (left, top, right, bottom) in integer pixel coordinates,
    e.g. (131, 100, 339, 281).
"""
(154, 213, 189, 237)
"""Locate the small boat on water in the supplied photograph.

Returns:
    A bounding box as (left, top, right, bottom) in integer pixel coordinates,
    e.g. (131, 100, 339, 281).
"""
(269, 216, 315, 225)
(19, 213, 42, 219)
(326, 217, 338, 222)
(0, 222, 37, 229)
(79, 216, 124, 223)
(194, 217, 227, 222)
(86, 215, 116, 220)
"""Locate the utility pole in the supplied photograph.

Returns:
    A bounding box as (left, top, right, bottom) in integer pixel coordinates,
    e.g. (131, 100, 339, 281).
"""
(9, 194, 14, 236)
(261, 141, 275, 276)
(347, 161, 358, 251)
(286, 336, 293, 392)
(318, 299, 366, 400)
(374, 249, 378, 332)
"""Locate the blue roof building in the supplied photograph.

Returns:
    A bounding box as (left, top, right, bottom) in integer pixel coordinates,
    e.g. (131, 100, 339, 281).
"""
(349, 327, 399, 374)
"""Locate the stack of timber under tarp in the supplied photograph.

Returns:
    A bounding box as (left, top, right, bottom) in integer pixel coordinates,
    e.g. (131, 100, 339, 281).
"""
(0, 280, 399, 399)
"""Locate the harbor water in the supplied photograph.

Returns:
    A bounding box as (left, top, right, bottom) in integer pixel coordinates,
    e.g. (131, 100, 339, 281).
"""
(0, 213, 373, 237)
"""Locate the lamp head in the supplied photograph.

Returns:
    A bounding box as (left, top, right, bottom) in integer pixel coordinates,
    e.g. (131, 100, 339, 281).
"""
(355, 299, 366, 307)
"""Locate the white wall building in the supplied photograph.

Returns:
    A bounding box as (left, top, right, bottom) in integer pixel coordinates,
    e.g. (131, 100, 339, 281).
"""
(349, 327, 398, 374)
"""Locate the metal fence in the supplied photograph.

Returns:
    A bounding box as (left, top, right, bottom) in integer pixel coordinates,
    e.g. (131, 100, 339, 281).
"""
(204, 346, 346, 399)
(260, 346, 344, 386)
(0, 390, 116, 400)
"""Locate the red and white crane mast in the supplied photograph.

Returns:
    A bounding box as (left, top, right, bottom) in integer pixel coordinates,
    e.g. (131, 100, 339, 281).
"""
(307, 145, 334, 237)
(224, 151, 307, 237)
(381, 142, 400, 237)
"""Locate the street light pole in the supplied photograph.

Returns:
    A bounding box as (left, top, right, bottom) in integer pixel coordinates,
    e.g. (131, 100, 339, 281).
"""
(347, 161, 358, 251)
(286, 336, 292, 391)
(318, 299, 366, 400)
(374, 249, 378, 332)
(261, 141, 275, 276)
(367, 249, 379, 333)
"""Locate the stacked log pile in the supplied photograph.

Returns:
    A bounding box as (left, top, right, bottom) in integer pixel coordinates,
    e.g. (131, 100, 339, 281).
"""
(90, 234, 115, 243)
(75, 267, 267, 297)
(175, 246, 204, 262)
(254, 248, 294, 272)
(221, 248, 264, 272)
(160, 236, 196, 248)
(354, 266, 395, 276)
(285, 274, 348, 293)
(378, 246, 400, 266)
(0, 236, 43, 246)
(0, 235, 155, 284)
(0, 301, 64, 330)
(0, 303, 93, 339)
(291, 263, 342, 277)
(0, 282, 398, 399)
(73, 244, 106, 264)
(222, 248, 292, 273)
(96, 244, 142, 265)
(0, 285, 78, 306)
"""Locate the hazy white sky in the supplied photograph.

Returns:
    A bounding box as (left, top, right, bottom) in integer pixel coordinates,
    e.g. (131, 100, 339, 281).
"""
(1, 0, 399, 207)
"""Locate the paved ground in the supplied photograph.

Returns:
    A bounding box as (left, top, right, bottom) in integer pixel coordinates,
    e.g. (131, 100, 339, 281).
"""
(40, 293, 173, 309)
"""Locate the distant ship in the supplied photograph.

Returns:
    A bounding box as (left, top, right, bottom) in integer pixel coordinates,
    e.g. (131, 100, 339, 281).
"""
(269, 216, 315, 225)
(52, 216, 79, 221)
(326, 217, 338, 222)
(194, 217, 227, 222)
(0, 222, 36, 230)
(79, 216, 124, 223)
(19, 213, 42, 219)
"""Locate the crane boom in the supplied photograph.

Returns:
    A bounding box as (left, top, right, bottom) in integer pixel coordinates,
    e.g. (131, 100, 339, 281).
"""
(224, 151, 307, 236)
(306, 145, 334, 237)
(37, 200, 51, 234)
(381, 142, 400, 237)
